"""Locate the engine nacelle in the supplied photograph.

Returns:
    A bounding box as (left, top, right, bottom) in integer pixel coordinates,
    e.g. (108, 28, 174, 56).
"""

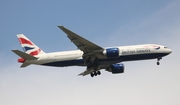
(103, 48, 119, 58)
(107, 64, 124, 74)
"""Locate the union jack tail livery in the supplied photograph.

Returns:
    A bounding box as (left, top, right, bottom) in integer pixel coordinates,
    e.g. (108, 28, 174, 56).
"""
(17, 34, 45, 56)
(11, 34, 46, 68)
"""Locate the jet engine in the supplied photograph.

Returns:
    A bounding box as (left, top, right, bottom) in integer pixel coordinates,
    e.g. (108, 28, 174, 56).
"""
(107, 63, 124, 74)
(103, 48, 119, 58)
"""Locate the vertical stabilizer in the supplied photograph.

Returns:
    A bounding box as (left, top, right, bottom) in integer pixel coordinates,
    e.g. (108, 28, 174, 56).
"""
(17, 34, 45, 56)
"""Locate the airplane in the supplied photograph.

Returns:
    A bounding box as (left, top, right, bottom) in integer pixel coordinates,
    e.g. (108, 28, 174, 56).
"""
(12, 26, 172, 77)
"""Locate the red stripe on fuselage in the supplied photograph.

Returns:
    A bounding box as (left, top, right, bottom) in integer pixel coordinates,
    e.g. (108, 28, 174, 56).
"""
(18, 38, 33, 45)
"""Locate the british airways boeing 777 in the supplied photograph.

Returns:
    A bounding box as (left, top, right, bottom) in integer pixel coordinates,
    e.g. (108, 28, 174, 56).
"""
(12, 26, 172, 77)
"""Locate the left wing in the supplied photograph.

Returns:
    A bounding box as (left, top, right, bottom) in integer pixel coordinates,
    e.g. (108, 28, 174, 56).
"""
(58, 26, 104, 63)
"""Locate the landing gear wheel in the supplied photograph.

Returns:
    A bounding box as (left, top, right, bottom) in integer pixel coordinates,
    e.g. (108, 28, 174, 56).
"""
(97, 71, 101, 75)
(90, 71, 101, 77)
(157, 62, 160, 65)
(94, 72, 97, 76)
(90, 73, 94, 77)
(157, 57, 162, 65)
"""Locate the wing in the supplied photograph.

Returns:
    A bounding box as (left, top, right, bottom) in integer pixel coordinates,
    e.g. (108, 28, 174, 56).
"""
(58, 26, 103, 53)
(58, 26, 104, 63)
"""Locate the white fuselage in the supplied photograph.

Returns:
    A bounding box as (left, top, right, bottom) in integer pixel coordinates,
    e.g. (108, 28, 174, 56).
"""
(26, 44, 172, 67)
(13, 28, 172, 77)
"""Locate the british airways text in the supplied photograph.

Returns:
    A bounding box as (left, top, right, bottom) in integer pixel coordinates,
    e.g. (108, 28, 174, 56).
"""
(122, 49, 150, 55)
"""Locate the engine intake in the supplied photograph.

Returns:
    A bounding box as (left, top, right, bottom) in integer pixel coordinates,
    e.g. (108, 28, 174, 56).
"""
(107, 64, 124, 74)
(103, 48, 119, 58)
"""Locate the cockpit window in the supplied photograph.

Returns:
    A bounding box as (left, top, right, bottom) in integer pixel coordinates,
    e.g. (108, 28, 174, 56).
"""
(164, 47, 168, 48)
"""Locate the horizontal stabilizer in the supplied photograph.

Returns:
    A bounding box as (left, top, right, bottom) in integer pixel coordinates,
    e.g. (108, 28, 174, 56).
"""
(12, 50, 38, 60)
(20, 62, 31, 68)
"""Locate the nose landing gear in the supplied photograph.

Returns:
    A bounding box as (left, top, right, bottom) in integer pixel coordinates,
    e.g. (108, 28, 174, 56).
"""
(157, 62, 160, 65)
(157, 57, 162, 65)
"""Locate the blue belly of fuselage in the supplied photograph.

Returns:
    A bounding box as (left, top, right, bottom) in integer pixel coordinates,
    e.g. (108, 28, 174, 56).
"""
(41, 53, 168, 67)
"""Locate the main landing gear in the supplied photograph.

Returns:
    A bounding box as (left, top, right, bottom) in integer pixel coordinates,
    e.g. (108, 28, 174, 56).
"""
(157, 57, 162, 65)
(90, 71, 101, 77)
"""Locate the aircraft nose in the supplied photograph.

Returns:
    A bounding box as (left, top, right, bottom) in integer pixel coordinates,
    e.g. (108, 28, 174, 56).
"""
(167, 49, 172, 54)
(169, 49, 172, 53)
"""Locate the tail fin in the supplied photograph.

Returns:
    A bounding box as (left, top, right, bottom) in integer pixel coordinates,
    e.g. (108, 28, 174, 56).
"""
(17, 34, 45, 56)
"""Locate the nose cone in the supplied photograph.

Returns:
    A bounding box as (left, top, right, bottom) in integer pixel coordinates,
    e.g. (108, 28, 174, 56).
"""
(167, 49, 172, 54)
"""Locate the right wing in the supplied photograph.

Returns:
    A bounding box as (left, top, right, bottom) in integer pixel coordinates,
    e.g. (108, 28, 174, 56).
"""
(78, 67, 95, 76)
(78, 63, 112, 76)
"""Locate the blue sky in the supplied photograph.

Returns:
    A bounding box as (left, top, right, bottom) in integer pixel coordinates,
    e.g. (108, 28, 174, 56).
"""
(0, 0, 180, 105)
(0, 0, 172, 51)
